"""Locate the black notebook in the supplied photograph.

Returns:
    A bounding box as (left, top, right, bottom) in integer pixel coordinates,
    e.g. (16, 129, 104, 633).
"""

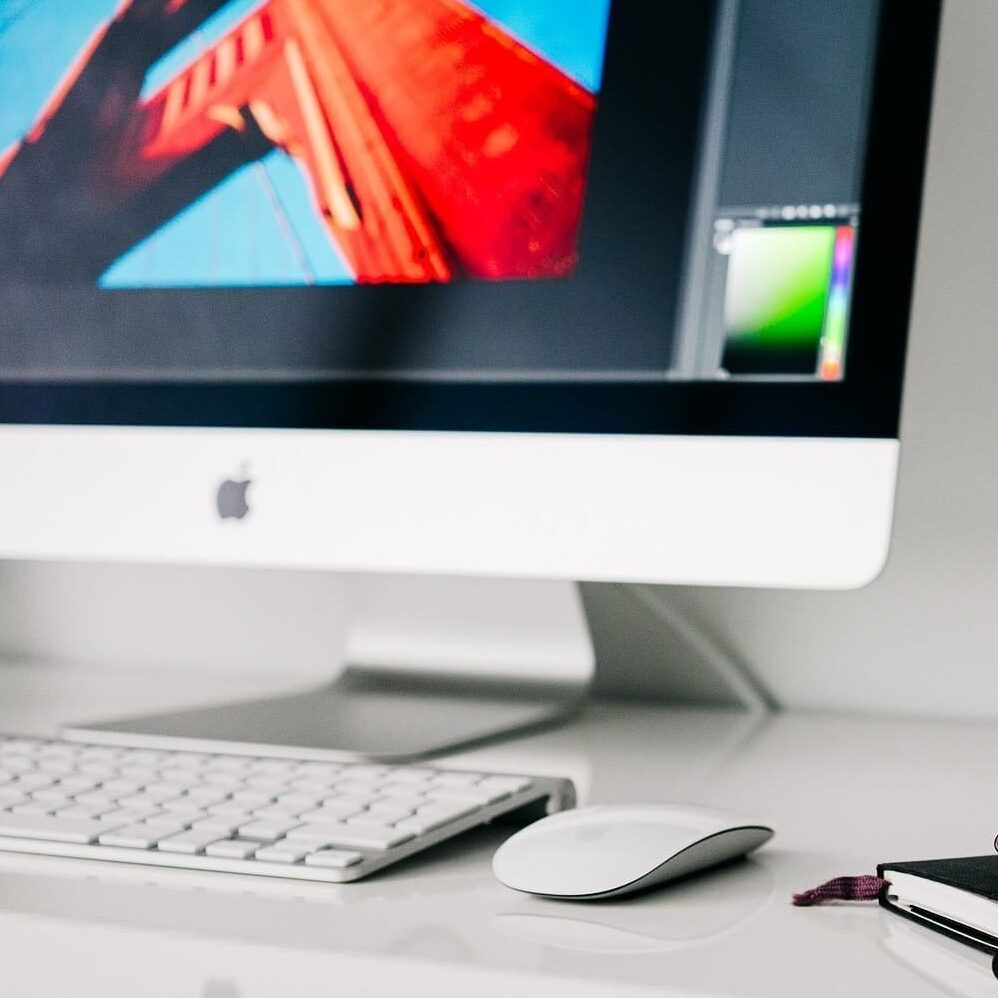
(879, 856, 998, 953)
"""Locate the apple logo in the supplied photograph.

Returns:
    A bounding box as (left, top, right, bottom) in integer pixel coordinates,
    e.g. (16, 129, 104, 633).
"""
(216, 466, 251, 521)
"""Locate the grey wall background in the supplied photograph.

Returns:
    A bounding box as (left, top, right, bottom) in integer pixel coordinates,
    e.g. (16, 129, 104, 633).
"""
(1, 1, 996, 720)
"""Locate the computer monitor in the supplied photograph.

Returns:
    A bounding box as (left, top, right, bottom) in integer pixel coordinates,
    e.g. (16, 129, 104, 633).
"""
(0, 0, 941, 757)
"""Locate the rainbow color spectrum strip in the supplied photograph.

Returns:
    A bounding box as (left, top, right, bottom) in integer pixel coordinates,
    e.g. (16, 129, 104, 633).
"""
(819, 226, 856, 381)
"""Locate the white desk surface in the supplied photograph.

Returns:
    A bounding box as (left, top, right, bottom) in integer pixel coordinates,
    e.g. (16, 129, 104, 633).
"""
(0, 662, 994, 997)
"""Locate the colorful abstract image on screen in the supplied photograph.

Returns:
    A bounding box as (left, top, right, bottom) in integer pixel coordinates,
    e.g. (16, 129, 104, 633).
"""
(721, 225, 856, 380)
(0, 0, 612, 288)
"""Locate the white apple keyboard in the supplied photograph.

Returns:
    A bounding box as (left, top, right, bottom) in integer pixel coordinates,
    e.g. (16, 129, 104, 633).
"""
(0, 734, 574, 882)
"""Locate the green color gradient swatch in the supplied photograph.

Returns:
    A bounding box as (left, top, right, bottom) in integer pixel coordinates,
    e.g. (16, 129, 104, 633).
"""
(722, 226, 836, 376)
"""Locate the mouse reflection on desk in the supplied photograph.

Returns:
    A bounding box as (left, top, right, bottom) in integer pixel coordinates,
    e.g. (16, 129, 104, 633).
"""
(492, 804, 774, 901)
(494, 859, 775, 955)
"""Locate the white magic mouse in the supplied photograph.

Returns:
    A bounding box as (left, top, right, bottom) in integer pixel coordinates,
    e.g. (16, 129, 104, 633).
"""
(492, 804, 774, 900)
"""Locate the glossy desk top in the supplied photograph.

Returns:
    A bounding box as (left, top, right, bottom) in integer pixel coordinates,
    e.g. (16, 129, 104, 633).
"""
(0, 663, 994, 997)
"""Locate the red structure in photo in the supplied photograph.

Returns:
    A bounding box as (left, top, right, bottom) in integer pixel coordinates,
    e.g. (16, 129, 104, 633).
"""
(0, 0, 598, 284)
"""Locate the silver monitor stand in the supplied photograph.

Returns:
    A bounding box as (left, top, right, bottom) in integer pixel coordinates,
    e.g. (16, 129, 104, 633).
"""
(62, 577, 767, 761)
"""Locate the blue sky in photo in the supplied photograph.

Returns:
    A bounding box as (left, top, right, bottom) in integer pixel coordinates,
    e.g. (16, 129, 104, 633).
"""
(101, 149, 353, 287)
(140, 0, 265, 97)
(0, 0, 613, 287)
(469, 0, 612, 92)
(0, 0, 121, 151)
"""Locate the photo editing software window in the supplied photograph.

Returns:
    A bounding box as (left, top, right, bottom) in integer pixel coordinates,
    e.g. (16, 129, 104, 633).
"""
(0, 0, 880, 385)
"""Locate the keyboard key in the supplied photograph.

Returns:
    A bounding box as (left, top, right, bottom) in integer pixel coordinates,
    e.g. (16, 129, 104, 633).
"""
(296, 804, 366, 823)
(140, 817, 190, 836)
(55, 800, 113, 825)
(58, 775, 101, 794)
(344, 815, 397, 830)
(315, 800, 370, 816)
(184, 787, 230, 807)
(230, 791, 275, 809)
(190, 816, 244, 836)
(287, 778, 336, 794)
(117, 793, 163, 810)
(374, 782, 430, 800)
(101, 779, 143, 797)
(205, 838, 260, 860)
(333, 781, 384, 797)
(477, 775, 533, 795)
(304, 849, 363, 869)
(37, 760, 75, 776)
(368, 794, 425, 811)
(322, 792, 379, 808)
(244, 777, 287, 792)
(415, 802, 481, 822)
(207, 800, 253, 816)
(161, 796, 205, 813)
(10, 801, 57, 816)
(99, 825, 165, 849)
(250, 805, 302, 821)
(380, 818, 427, 837)
(31, 788, 74, 805)
(98, 806, 161, 825)
(274, 792, 324, 811)
(74, 792, 117, 810)
(238, 820, 301, 842)
(393, 803, 480, 835)
(14, 773, 55, 791)
(38, 744, 79, 759)
(146, 809, 205, 828)
(157, 830, 224, 855)
(118, 766, 159, 782)
(254, 843, 311, 864)
(0, 758, 34, 774)
(48, 802, 87, 818)
(286, 822, 354, 843)
(200, 772, 246, 789)
(144, 784, 183, 801)
(77, 762, 118, 778)
(158, 769, 200, 789)
(364, 803, 417, 823)
(287, 822, 413, 851)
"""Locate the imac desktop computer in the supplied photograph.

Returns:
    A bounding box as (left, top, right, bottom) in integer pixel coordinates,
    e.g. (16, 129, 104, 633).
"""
(0, 0, 941, 761)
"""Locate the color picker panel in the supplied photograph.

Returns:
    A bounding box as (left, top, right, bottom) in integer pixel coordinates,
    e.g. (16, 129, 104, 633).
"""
(721, 225, 837, 377)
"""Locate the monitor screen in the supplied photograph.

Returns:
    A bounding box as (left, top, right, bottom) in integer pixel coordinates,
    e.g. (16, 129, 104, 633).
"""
(0, 0, 940, 434)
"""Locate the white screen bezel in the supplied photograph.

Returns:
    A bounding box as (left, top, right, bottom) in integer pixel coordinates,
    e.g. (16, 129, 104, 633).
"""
(0, 426, 898, 589)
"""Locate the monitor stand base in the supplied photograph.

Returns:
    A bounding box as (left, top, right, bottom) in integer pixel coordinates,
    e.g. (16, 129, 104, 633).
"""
(63, 576, 595, 762)
(61, 577, 769, 762)
(62, 667, 587, 763)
